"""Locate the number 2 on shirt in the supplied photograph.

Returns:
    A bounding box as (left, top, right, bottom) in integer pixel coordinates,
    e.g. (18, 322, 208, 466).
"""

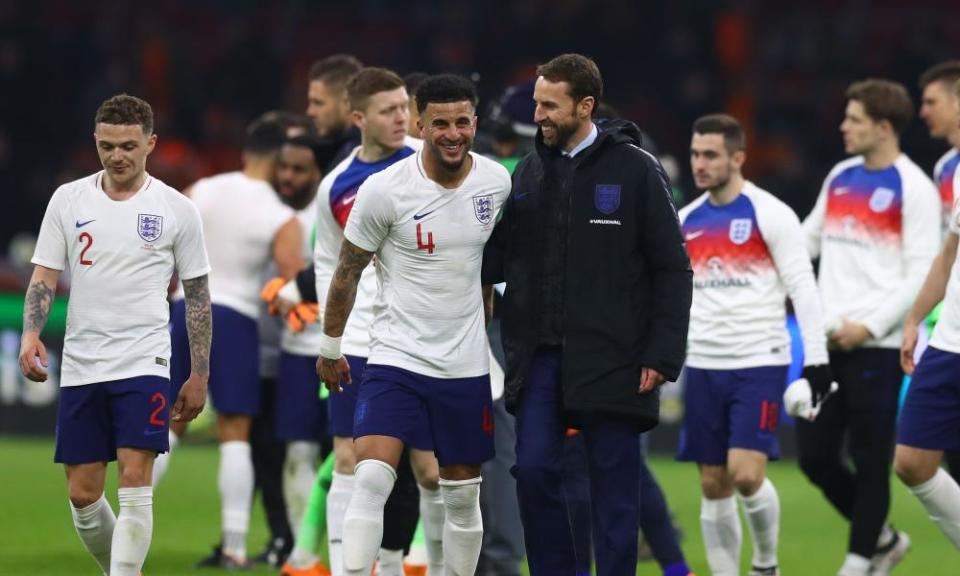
(78, 232, 94, 265)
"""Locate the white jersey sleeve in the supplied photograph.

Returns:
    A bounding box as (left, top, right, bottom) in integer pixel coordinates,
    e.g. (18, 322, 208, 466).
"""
(171, 197, 210, 280)
(755, 191, 829, 367)
(802, 161, 849, 260)
(32, 187, 69, 271)
(859, 158, 940, 340)
(344, 176, 396, 253)
(929, 172, 960, 353)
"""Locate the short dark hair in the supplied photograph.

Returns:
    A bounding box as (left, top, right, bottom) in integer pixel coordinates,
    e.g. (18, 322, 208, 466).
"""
(308, 54, 363, 93)
(693, 113, 746, 153)
(94, 94, 154, 134)
(845, 79, 914, 135)
(536, 53, 603, 107)
(284, 134, 342, 173)
(244, 113, 287, 155)
(415, 74, 479, 114)
(919, 61, 960, 91)
(259, 110, 317, 137)
(347, 67, 406, 112)
(403, 72, 430, 102)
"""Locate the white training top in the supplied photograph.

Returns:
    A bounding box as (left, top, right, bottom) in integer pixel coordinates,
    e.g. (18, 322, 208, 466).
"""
(179, 171, 294, 319)
(344, 151, 511, 378)
(679, 181, 829, 369)
(313, 138, 421, 358)
(280, 198, 322, 356)
(803, 154, 941, 349)
(930, 169, 960, 353)
(32, 171, 210, 387)
(934, 147, 960, 232)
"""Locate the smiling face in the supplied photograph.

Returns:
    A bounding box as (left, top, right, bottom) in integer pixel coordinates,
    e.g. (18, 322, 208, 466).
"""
(419, 100, 477, 172)
(93, 123, 156, 189)
(533, 76, 593, 150)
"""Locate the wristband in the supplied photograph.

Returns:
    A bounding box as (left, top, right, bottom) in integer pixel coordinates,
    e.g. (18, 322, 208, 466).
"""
(318, 333, 342, 360)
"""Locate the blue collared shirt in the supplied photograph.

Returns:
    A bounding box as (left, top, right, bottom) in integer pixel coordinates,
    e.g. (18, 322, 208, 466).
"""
(563, 123, 598, 158)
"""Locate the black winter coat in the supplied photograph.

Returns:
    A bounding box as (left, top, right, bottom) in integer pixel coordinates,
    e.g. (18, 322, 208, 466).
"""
(481, 120, 692, 431)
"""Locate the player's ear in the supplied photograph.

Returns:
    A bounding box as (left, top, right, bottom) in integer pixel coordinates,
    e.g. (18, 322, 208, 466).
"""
(146, 133, 157, 153)
(731, 149, 746, 169)
(351, 109, 365, 130)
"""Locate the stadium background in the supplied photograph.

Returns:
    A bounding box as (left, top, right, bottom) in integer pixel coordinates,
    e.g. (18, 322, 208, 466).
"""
(1, 0, 959, 573)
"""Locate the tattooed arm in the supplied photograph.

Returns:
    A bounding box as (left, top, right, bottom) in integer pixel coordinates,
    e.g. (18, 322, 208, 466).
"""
(174, 274, 212, 421)
(316, 240, 375, 391)
(19, 266, 60, 382)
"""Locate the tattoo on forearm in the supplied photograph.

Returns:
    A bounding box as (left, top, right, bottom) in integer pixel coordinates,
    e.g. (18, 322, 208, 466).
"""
(23, 280, 55, 334)
(182, 274, 212, 377)
(324, 241, 374, 336)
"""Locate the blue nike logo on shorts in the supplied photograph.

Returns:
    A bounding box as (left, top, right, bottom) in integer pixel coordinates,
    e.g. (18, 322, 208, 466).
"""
(75, 219, 96, 228)
(143, 427, 167, 436)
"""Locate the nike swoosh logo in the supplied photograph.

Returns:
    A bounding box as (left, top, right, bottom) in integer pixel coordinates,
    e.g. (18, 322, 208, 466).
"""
(143, 427, 167, 436)
(685, 230, 704, 241)
(342, 195, 356, 206)
(75, 219, 96, 228)
(833, 187, 849, 196)
(413, 210, 435, 221)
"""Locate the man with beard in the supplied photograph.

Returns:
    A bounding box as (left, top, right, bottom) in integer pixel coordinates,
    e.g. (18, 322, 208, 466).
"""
(307, 54, 363, 171)
(678, 113, 832, 576)
(481, 53, 692, 576)
(801, 79, 940, 576)
(317, 73, 510, 576)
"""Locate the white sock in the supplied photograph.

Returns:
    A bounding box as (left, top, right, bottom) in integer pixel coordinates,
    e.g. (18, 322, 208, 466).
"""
(342, 460, 396, 576)
(328, 471, 355, 576)
(151, 430, 179, 487)
(910, 468, 960, 549)
(739, 478, 779, 569)
(700, 496, 741, 576)
(439, 477, 483, 576)
(110, 486, 153, 576)
(70, 493, 116, 575)
(377, 548, 405, 576)
(418, 484, 445, 574)
(284, 441, 320, 536)
(219, 440, 254, 561)
(838, 553, 871, 575)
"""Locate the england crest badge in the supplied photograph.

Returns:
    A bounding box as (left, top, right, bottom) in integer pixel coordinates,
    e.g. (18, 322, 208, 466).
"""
(869, 187, 895, 213)
(473, 194, 494, 225)
(729, 218, 752, 245)
(138, 214, 163, 242)
(594, 184, 621, 215)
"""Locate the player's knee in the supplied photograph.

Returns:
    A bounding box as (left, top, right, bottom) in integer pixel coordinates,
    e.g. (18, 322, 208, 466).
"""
(334, 439, 357, 474)
(893, 447, 936, 487)
(118, 463, 152, 488)
(68, 485, 102, 509)
(699, 474, 733, 499)
(731, 469, 764, 495)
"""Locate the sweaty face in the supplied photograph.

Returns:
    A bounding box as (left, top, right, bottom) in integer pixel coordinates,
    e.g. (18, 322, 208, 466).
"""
(690, 132, 737, 191)
(307, 80, 349, 138)
(420, 100, 477, 172)
(533, 77, 585, 150)
(919, 81, 960, 139)
(94, 123, 156, 188)
(356, 87, 410, 152)
(276, 144, 320, 207)
(840, 100, 884, 156)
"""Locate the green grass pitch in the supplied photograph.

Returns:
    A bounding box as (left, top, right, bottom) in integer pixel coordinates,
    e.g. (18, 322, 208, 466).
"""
(0, 437, 953, 575)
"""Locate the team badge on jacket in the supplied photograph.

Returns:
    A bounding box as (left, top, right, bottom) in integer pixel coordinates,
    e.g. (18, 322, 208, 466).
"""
(138, 214, 163, 242)
(594, 184, 621, 215)
(728, 218, 752, 245)
(473, 194, 494, 225)
(869, 187, 895, 213)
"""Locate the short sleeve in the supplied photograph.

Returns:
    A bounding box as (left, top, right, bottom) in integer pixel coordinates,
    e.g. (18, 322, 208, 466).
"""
(343, 175, 394, 253)
(31, 188, 68, 271)
(173, 197, 212, 280)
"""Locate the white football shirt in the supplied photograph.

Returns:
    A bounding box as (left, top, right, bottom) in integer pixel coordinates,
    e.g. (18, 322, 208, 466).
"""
(344, 151, 511, 379)
(803, 154, 941, 349)
(680, 181, 828, 370)
(32, 171, 210, 387)
(181, 171, 295, 319)
(930, 169, 960, 354)
(313, 138, 421, 358)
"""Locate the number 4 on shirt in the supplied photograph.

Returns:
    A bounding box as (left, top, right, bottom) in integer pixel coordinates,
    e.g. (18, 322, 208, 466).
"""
(416, 223, 436, 254)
